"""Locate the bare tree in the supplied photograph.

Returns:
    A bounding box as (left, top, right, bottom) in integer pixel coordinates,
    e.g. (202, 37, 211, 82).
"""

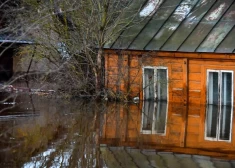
(7, 0, 144, 98)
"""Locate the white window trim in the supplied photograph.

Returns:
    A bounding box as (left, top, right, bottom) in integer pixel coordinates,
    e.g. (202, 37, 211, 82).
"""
(142, 66, 168, 101)
(205, 70, 233, 142)
(141, 66, 168, 135)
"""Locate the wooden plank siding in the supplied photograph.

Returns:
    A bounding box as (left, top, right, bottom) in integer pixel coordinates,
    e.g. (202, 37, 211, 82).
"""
(105, 53, 187, 103)
(103, 50, 235, 158)
(105, 50, 235, 105)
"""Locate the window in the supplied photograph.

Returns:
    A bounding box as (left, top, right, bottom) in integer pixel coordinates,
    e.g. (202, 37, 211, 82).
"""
(205, 70, 233, 141)
(205, 104, 232, 141)
(207, 70, 233, 105)
(141, 101, 168, 135)
(143, 67, 168, 101)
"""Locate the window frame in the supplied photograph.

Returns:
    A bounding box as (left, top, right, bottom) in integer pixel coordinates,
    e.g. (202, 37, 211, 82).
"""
(205, 69, 234, 142)
(142, 66, 168, 101)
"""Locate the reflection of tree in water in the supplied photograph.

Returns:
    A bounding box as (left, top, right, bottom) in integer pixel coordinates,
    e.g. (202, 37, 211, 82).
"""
(1, 100, 234, 167)
(0, 97, 106, 167)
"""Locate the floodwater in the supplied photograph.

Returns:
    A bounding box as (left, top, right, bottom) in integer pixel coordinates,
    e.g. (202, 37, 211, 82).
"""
(0, 95, 235, 168)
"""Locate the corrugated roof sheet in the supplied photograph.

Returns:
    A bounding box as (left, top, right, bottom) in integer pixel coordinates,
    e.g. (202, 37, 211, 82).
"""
(107, 0, 235, 53)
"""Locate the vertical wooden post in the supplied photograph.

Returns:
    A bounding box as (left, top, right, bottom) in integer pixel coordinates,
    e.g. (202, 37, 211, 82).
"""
(183, 58, 188, 106)
(180, 58, 189, 147)
(118, 53, 129, 96)
(127, 54, 130, 99)
(117, 53, 122, 94)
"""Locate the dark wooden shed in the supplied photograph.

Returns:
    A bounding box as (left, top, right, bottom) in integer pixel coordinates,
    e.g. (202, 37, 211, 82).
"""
(0, 0, 31, 82)
(0, 38, 32, 82)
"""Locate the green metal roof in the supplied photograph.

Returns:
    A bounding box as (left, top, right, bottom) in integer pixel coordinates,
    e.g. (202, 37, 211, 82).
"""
(106, 0, 235, 53)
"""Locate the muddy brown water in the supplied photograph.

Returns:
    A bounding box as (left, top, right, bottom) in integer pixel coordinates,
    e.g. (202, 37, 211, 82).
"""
(0, 95, 234, 168)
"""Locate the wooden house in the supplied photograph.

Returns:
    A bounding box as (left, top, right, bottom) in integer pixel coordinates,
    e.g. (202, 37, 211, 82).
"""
(104, 0, 235, 107)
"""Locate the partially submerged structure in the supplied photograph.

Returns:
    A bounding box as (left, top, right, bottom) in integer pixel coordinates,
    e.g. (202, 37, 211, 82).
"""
(104, 0, 235, 107)
(0, 1, 32, 83)
(0, 36, 31, 82)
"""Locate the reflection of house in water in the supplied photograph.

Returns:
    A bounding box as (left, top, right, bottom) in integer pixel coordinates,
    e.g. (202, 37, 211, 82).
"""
(100, 102, 235, 159)
(141, 101, 168, 135)
(205, 105, 233, 142)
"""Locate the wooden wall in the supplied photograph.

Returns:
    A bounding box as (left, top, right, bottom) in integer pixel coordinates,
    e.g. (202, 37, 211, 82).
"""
(103, 50, 235, 158)
(188, 59, 235, 104)
(105, 52, 187, 102)
(105, 50, 235, 104)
